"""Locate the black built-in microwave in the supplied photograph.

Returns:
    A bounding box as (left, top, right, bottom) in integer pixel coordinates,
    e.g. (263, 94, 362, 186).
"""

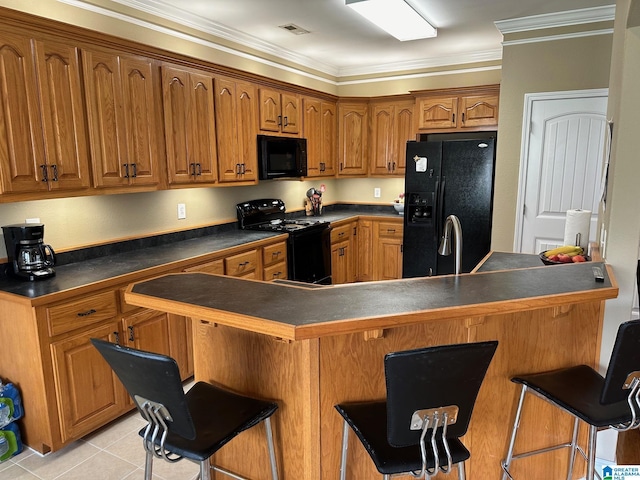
(257, 135, 307, 180)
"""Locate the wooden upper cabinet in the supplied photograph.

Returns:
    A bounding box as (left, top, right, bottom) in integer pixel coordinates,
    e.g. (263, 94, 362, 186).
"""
(161, 65, 217, 185)
(259, 87, 300, 134)
(214, 77, 258, 183)
(370, 100, 414, 176)
(82, 49, 162, 188)
(338, 101, 369, 176)
(415, 86, 499, 132)
(0, 31, 90, 194)
(302, 96, 337, 177)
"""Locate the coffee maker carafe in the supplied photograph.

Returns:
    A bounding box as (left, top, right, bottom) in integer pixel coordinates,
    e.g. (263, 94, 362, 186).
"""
(2, 224, 56, 281)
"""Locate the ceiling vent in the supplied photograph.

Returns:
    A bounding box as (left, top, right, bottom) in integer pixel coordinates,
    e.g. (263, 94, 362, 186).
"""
(279, 24, 311, 35)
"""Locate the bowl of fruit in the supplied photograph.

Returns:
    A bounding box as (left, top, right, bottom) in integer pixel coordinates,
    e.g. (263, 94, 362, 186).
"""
(540, 246, 589, 265)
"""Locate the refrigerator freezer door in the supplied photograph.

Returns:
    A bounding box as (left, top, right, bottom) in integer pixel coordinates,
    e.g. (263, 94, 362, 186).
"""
(437, 138, 495, 275)
(402, 141, 442, 278)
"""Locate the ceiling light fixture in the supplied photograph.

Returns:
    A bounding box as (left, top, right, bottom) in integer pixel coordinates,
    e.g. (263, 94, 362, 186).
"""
(346, 0, 437, 41)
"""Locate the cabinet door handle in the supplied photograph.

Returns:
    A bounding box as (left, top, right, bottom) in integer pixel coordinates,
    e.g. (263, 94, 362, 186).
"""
(190, 162, 196, 177)
(241, 163, 246, 174)
(196, 163, 202, 176)
(40, 164, 49, 183)
(277, 115, 282, 126)
(462, 112, 465, 123)
(131, 163, 137, 178)
(387, 162, 391, 172)
(77, 309, 97, 317)
(50, 164, 59, 182)
(123, 163, 130, 178)
(339, 162, 343, 171)
(452, 113, 455, 123)
(128, 325, 135, 342)
(236, 163, 241, 174)
(113, 332, 120, 345)
(392, 162, 396, 171)
(283, 116, 288, 127)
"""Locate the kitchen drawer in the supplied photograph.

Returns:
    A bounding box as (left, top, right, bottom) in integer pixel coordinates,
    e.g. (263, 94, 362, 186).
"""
(46, 290, 118, 337)
(263, 241, 287, 267)
(331, 223, 353, 243)
(264, 262, 287, 281)
(184, 259, 224, 274)
(118, 287, 139, 314)
(225, 249, 258, 276)
(378, 222, 403, 239)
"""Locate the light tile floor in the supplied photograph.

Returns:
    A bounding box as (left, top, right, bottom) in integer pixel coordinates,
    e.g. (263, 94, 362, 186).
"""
(0, 410, 200, 480)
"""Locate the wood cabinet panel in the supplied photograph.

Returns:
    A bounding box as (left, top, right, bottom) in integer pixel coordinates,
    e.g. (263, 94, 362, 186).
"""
(302, 97, 337, 177)
(161, 65, 217, 185)
(263, 241, 287, 267)
(214, 77, 258, 182)
(264, 262, 287, 282)
(338, 102, 368, 176)
(370, 100, 414, 176)
(46, 291, 118, 337)
(415, 86, 499, 132)
(225, 249, 258, 277)
(83, 49, 161, 188)
(184, 258, 224, 274)
(259, 87, 300, 134)
(0, 31, 90, 194)
(331, 221, 356, 284)
(34, 37, 91, 190)
(374, 219, 404, 280)
(122, 308, 171, 356)
(50, 322, 126, 443)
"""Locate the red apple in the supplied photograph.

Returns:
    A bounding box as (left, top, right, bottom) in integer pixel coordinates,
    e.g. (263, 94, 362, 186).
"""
(548, 255, 559, 262)
(572, 255, 586, 262)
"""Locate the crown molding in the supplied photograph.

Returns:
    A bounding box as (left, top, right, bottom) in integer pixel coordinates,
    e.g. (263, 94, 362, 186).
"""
(495, 5, 616, 35)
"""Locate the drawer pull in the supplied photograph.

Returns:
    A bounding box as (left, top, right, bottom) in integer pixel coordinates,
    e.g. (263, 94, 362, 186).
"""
(77, 309, 97, 317)
(387, 229, 396, 233)
(128, 326, 135, 341)
(238, 261, 249, 267)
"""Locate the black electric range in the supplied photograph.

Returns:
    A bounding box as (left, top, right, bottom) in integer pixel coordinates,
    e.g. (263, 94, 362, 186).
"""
(236, 199, 332, 284)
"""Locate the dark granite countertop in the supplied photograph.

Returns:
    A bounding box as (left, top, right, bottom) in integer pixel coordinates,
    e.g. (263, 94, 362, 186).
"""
(127, 258, 617, 340)
(0, 205, 398, 301)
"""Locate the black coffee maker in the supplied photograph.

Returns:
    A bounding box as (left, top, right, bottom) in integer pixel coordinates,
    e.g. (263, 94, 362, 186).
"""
(2, 224, 56, 280)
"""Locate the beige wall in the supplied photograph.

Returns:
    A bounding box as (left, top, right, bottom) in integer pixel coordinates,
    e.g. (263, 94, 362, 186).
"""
(597, 0, 640, 366)
(492, 30, 613, 252)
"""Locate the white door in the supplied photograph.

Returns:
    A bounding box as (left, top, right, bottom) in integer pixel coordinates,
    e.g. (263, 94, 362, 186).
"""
(515, 90, 608, 253)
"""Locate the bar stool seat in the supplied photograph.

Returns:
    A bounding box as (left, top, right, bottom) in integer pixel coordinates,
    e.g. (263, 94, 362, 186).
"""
(501, 319, 640, 480)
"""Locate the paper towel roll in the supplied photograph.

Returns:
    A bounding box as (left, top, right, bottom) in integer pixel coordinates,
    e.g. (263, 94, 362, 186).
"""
(564, 209, 591, 250)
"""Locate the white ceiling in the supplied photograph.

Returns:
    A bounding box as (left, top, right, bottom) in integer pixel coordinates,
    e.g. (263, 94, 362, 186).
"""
(105, 0, 615, 77)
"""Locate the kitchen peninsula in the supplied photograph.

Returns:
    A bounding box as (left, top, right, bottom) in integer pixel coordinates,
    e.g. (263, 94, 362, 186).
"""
(125, 255, 618, 479)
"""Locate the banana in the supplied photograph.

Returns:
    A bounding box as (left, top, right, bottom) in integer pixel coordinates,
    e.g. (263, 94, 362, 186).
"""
(544, 245, 583, 257)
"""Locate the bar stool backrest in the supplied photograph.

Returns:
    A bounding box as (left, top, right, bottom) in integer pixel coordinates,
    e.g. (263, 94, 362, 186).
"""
(601, 319, 640, 404)
(91, 338, 196, 440)
(384, 341, 498, 448)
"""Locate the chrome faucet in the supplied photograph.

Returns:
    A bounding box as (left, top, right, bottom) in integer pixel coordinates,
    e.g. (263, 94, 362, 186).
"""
(438, 215, 463, 275)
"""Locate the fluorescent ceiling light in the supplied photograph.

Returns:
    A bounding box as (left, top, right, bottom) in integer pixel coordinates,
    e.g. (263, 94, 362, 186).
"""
(346, 0, 437, 41)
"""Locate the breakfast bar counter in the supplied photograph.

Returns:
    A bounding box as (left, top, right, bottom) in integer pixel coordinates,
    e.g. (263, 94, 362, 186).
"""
(125, 254, 618, 479)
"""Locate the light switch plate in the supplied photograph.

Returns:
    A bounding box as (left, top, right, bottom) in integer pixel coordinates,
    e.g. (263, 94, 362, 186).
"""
(374, 188, 381, 198)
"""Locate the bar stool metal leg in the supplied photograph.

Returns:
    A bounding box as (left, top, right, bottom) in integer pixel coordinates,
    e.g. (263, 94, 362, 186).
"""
(340, 420, 350, 480)
(265, 417, 279, 480)
(200, 459, 212, 480)
(566, 417, 580, 480)
(586, 425, 598, 480)
(144, 451, 153, 480)
(458, 461, 466, 480)
(501, 384, 527, 480)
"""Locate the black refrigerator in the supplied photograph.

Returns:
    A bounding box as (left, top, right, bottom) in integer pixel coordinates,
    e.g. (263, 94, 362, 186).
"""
(402, 134, 496, 277)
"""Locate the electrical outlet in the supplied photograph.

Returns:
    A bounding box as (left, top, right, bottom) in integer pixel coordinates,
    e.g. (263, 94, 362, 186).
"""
(374, 188, 381, 198)
(177, 203, 186, 220)
(25, 218, 40, 224)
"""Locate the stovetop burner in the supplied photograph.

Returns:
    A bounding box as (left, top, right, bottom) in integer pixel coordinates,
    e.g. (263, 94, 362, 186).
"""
(236, 199, 328, 233)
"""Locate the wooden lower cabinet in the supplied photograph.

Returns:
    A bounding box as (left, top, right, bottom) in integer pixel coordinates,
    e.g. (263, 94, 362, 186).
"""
(50, 322, 127, 444)
(330, 222, 356, 284)
(375, 220, 404, 280)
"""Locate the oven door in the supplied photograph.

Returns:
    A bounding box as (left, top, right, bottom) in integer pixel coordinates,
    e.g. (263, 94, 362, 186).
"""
(287, 225, 331, 284)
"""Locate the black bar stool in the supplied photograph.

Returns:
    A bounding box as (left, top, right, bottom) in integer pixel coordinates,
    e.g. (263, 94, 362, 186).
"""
(335, 341, 498, 480)
(501, 319, 640, 480)
(91, 339, 279, 480)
